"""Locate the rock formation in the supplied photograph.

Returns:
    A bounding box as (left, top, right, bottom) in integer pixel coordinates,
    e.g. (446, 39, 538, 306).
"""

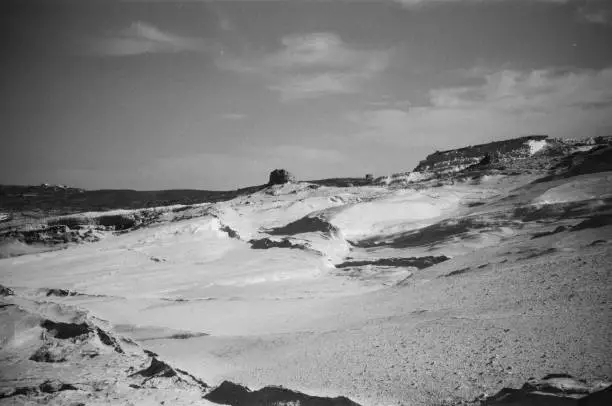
(413, 135, 549, 173)
(268, 169, 296, 185)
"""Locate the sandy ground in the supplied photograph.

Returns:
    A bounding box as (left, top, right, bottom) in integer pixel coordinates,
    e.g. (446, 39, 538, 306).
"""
(1, 171, 611, 405)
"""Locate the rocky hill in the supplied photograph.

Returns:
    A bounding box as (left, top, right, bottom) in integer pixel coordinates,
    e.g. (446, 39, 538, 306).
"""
(376, 135, 611, 187)
(413, 135, 550, 173)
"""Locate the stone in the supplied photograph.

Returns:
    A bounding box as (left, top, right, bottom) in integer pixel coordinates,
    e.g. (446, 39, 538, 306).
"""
(0, 284, 14, 296)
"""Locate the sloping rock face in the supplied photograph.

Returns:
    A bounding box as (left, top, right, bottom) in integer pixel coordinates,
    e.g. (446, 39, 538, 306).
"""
(413, 135, 549, 173)
(269, 169, 296, 185)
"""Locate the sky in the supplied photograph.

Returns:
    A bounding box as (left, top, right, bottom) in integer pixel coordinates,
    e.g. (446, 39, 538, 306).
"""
(2, 0, 612, 190)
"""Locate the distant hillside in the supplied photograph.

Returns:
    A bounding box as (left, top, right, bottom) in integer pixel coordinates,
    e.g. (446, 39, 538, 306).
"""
(0, 184, 266, 216)
(308, 178, 372, 188)
(4, 135, 610, 217)
(0, 176, 380, 217)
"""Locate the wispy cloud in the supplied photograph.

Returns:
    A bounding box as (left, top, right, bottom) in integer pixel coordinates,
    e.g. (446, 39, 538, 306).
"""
(217, 32, 391, 102)
(348, 67, 612, 147)
(430, 68, 612, 112)
(578, 1, 612, 25)
(85, 21, 216, 57)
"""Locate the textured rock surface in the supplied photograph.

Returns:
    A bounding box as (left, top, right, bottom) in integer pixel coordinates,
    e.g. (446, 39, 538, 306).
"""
(413, 135, 549, 173)
(268, 169, 296, 185)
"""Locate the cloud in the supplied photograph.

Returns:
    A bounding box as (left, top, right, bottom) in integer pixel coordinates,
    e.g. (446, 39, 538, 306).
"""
(436, 68, 612, 111)
(217, 32, 390, 102)
(348, 67, 612, 148)
(578, 1, 612, 25)
(86, 21, 216, 57)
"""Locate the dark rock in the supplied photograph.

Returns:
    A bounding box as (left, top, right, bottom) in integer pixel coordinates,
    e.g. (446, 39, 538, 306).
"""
(249, 238, 308, 251)
(40, 320, 91, 339)
(335, 256, 449, 270)
(531, 225, 568, 239)
(467, 153, 492, 170)
(130, 357, 177, 379)
(96, 327, 124, 353)
(97, 214, 137, 231)
(268, 215, 339, 236)
(0, 386, 38, 399)
(444, 267, 471, 277)
(572, 214, 612, 231)
(268, 169, 296, 185)
(0, 284, 14, 296)
(220, 225, 240, 239)
(175, 367, 209, 389)
(354, 216, 498, 249)
(46, 288, 78, 297)
(39, 380, 78, 393)
(205, 380, 361, 406)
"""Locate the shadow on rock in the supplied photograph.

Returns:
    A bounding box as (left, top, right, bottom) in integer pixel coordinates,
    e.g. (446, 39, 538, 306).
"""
(571, 214, 612, 232)
(267, 215, 339, 237)
(336, 256, 449, 270)
(205, 381, 361, 406)
(354, 217, 506, 249)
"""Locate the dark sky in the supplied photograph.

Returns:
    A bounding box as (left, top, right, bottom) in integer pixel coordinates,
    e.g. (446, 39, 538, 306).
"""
(2, 0, 612, 190)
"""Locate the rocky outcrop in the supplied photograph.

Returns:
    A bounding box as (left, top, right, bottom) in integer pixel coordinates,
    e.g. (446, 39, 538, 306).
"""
(0, 284, 14, 296)
(205, 381, 361, 406)
(248, 237, 314, 253)
(413, 135, 549, 173)
(267, 215, 339, 236)
(268, 169, 296, 185)
(335, 256, 450, 270)
(129, 357, 178, 379)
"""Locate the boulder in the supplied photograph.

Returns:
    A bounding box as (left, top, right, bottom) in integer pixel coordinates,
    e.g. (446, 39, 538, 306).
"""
(268, 169, 295, 185)
(0, 284, 14, 296)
